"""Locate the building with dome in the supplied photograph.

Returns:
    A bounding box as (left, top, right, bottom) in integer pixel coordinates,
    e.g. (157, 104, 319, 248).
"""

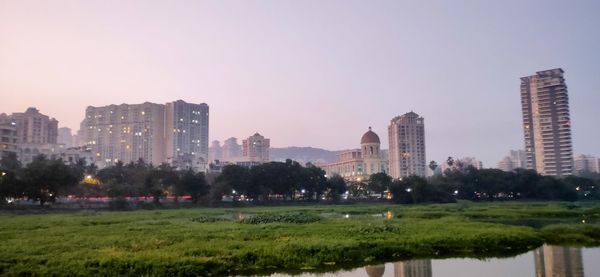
(320, 127, 388, 180)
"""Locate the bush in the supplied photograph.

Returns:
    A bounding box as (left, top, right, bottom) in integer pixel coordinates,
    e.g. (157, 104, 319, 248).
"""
(240, 213, 321, 224)
(191, 216, 228, 223)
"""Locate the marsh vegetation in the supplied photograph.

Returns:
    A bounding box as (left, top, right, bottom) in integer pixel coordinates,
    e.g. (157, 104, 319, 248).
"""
(0, 202, 599, 276)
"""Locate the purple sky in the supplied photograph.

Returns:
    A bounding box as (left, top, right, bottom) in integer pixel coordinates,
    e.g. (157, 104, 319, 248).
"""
(1, 0, 599, 167)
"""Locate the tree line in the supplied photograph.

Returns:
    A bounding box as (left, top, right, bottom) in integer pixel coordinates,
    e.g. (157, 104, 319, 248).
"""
(1, 152, 599, 208)
(0, 154, 346, 207)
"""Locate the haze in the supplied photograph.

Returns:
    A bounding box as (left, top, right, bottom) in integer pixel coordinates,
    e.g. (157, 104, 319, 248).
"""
(1, 0, 599, 166)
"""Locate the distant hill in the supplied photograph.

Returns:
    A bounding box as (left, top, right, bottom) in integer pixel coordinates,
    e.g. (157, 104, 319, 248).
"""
(270, 147, 337, 164)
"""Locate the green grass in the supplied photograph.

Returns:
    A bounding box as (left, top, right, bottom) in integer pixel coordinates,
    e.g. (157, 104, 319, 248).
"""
(0, 201, 599, 276)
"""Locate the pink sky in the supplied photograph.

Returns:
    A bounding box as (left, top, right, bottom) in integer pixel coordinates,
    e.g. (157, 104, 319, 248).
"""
(2, 0, 599, 166)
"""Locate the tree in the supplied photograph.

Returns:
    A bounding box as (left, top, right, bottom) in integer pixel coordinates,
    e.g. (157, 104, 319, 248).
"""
(144, 163, 180, 204)
(215, 165, 252, 198)
(301, 165, 328, 201)
(0, 152, 22, 203)
(22, 155, 79, 206)
(446, 157, 455, 167)
(428, 161, 438, 173)
(326, 174, 346, 201)
(389, 179, 411, 204)
(174, 169, 208, 204)
(368, 172, 392, 198)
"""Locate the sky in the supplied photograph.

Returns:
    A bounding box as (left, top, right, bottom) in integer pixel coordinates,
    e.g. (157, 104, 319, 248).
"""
(1, 0, 599, 167)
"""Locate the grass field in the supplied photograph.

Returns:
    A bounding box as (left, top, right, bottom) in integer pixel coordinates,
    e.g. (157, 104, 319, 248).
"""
(1, 202, 599, 276)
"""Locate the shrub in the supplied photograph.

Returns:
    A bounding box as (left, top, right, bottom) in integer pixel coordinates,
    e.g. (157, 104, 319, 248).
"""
(240, 213, 321, 224)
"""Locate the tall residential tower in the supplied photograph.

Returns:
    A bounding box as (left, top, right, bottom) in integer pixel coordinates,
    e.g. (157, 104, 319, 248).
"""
(80, 102, 166, 167)
(79, 100, 209, 169)
(521, 68, 573, 176)
(388, 112, 426, 179)
(165, 100, 209, 164)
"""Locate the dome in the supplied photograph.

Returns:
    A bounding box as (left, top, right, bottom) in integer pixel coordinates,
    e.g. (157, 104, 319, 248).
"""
(365, 265, 385, 277)
(360, 127, 380, 144)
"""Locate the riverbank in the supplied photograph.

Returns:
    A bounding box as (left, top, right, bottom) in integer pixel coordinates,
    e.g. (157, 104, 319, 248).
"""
(1, 202, 599, 276)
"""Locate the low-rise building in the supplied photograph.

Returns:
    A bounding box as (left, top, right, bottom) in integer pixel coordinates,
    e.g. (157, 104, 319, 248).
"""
(320, 128, 388, 181)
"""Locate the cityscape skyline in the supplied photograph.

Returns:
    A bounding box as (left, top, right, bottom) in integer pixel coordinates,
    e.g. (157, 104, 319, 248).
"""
(1, 1, 600, 167)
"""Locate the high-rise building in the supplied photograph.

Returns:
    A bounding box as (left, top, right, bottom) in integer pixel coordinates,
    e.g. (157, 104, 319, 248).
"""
(242, 133, 270, 163)
(208, 140, 223, 162)
(164, 100, 209, 165)
(574, 154, 600, 174)
(8, 108, 58, 144)
(222, 137, 241, 162)
(1, 108, 63, 164)
(388, 112, 426, 179)
(57, 127, 73, 148)
(521, 68, 573, 176)
(79, 100, 209, 169)
(497, 150, 526, 172)
(80, 102, 166, 167)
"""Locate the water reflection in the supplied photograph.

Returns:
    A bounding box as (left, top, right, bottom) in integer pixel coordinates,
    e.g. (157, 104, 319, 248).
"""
(271, 245, 597, 277)
(394, 260, 432, 277)
(365, 265, 385, 277)
(534, 245, 583, 277)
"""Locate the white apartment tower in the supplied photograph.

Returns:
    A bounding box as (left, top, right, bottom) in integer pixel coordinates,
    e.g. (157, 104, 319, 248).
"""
(242, 133, 270, 163)
(165, 100, 209, 162)
(81, 102, 166, 167)
(521, 68, 573, 176)
(388, 112, 426, 178)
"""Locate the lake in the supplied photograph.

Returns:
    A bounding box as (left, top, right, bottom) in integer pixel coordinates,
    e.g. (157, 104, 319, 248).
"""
(271, 245, 599, 277)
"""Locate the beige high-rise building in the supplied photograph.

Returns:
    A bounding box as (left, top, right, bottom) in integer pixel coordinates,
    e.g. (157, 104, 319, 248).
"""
(521, 68, 573, 176)
(8, 108, 58, 144)
(80, 102, 166, 167)
(1, 108, 61, 164)
(388, 112, 426, 179)
(242, 133, 270, 163)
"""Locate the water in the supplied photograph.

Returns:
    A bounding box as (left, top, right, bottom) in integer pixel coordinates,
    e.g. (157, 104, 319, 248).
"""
(270, 245, 600, 277)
